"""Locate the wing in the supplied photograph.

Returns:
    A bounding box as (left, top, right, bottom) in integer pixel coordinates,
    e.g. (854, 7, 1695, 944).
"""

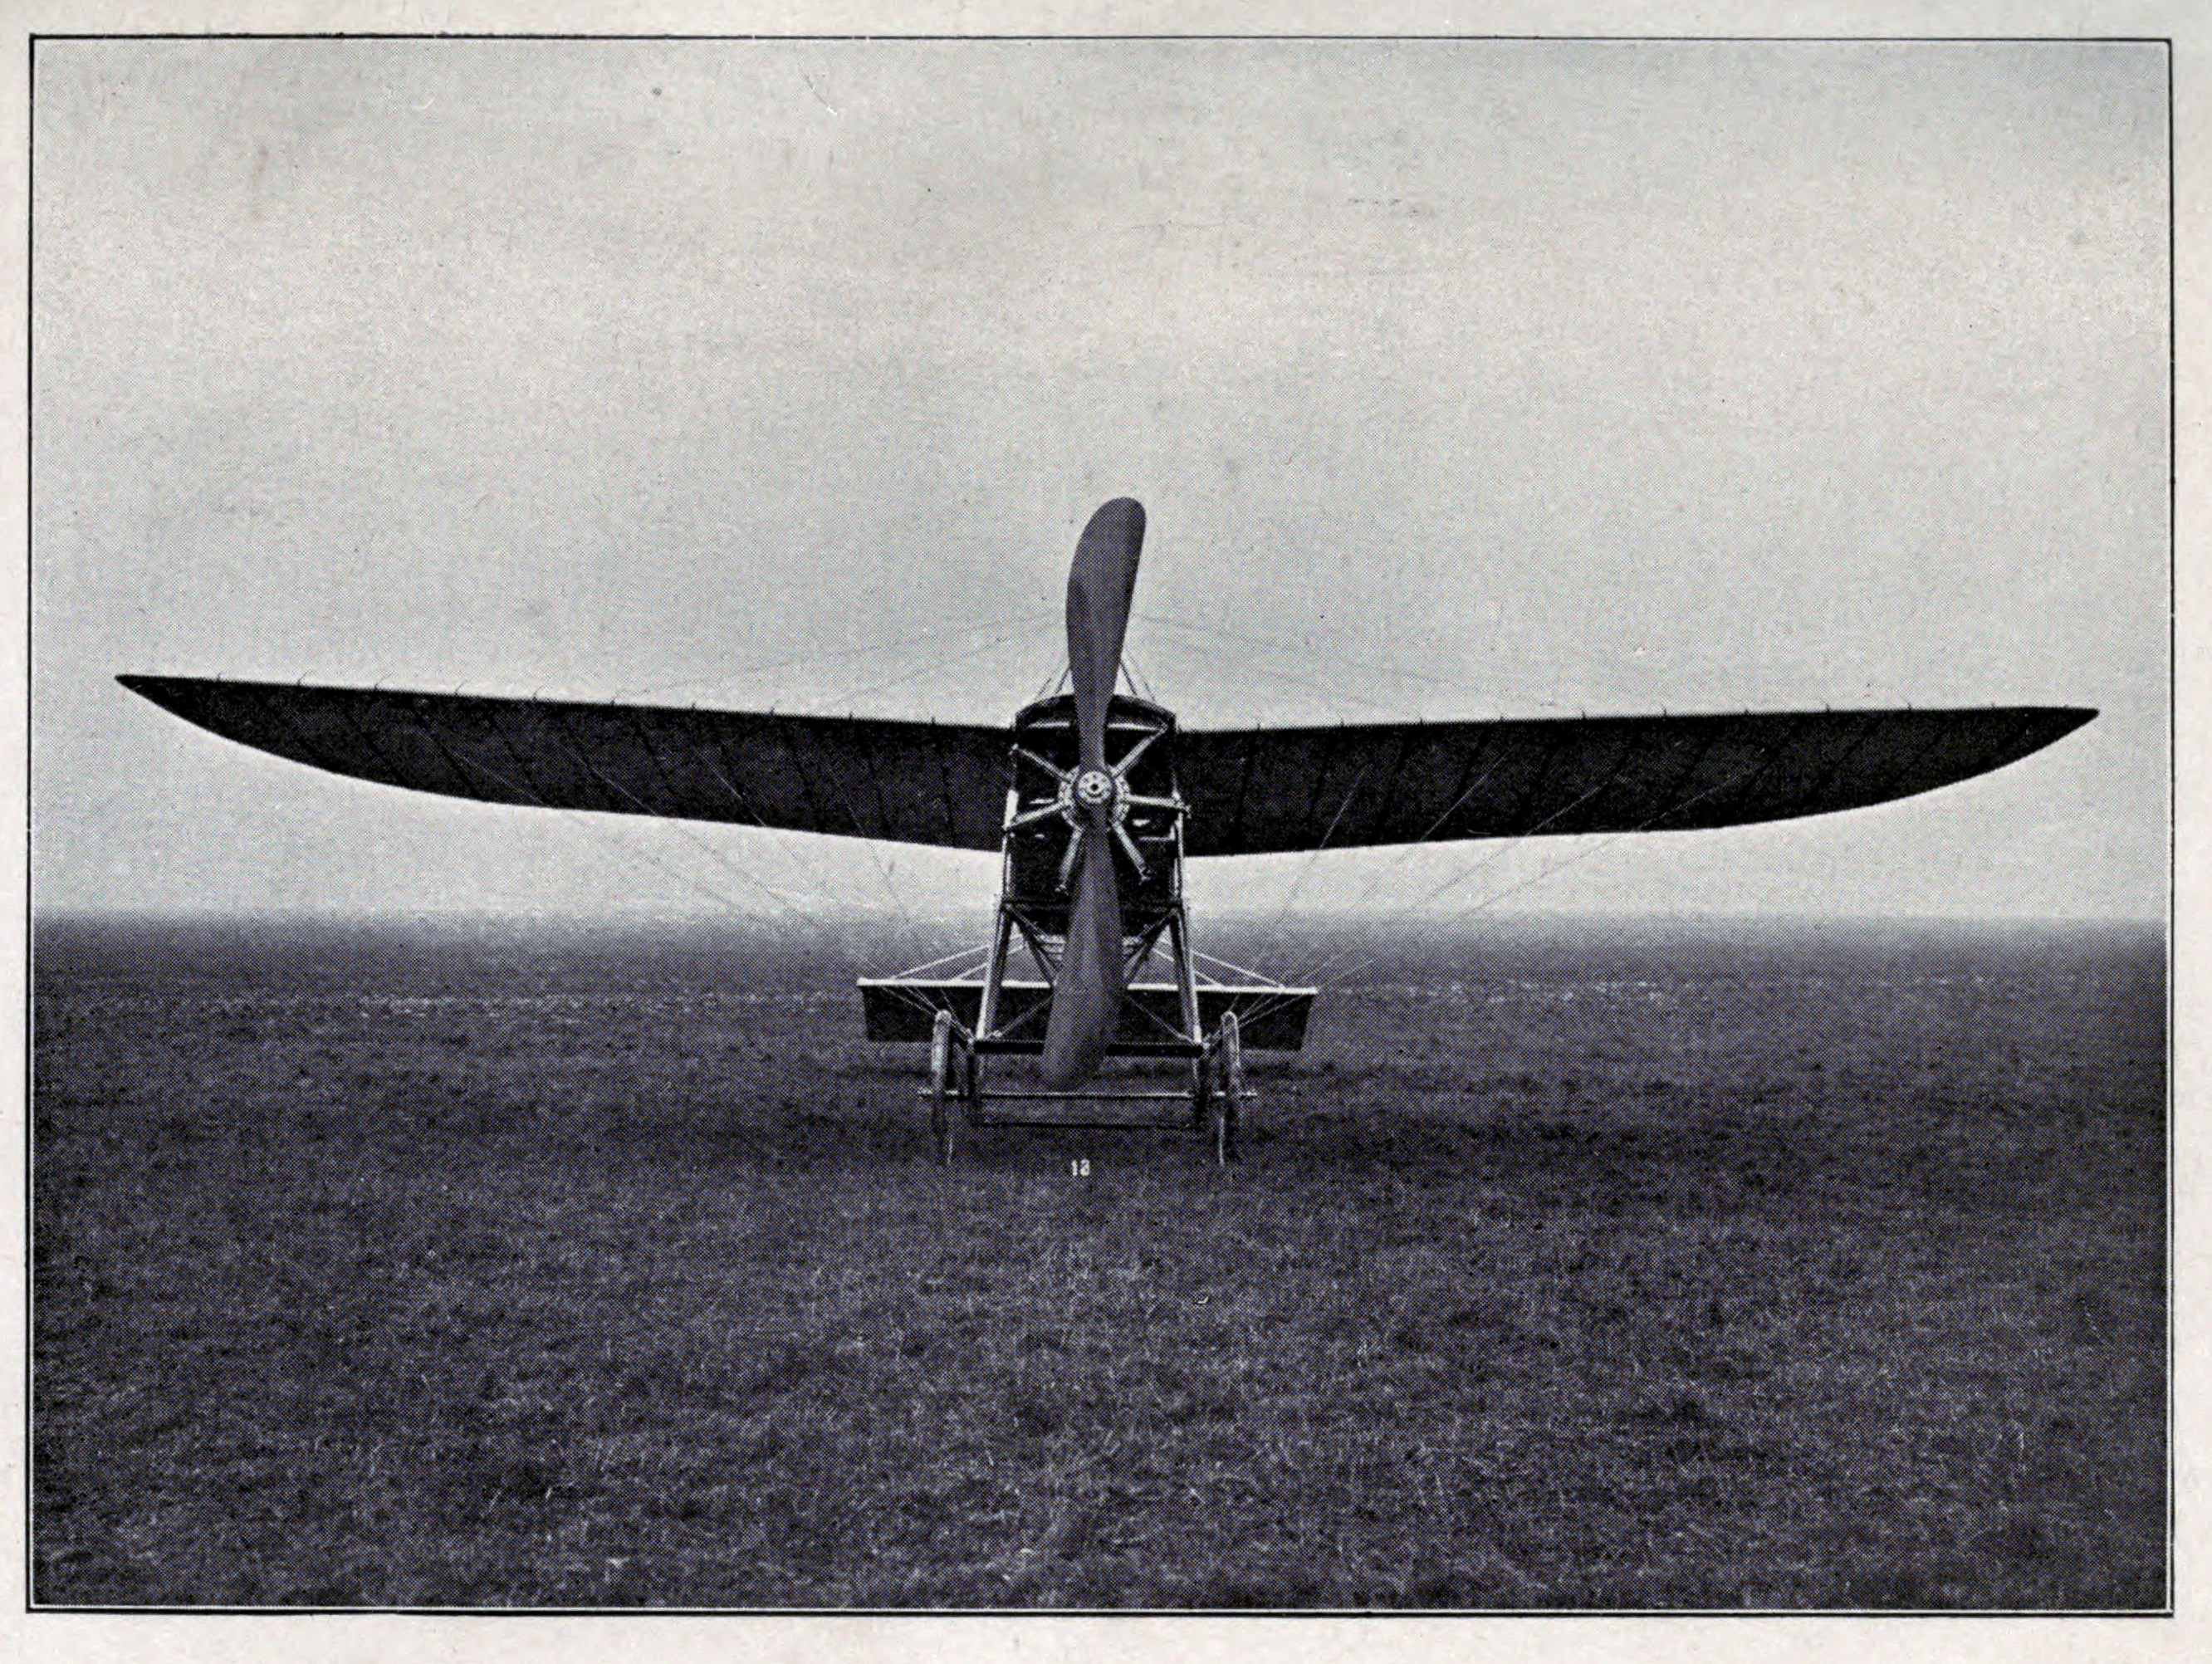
(118, 676, 1010, 851)
(1175, 707, 2096, 858)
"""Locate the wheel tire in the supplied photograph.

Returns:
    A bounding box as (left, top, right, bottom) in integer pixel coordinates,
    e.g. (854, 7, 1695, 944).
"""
(928, 1011, 956, 1167)
(1211, 1015, 1242, 1166)
(1189, 1058, 1211, 1132)
(962, 1048, 984, 1150)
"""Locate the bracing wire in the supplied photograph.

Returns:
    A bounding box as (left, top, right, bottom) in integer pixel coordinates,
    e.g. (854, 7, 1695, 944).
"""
(428, 744, 822, 957)
(1190, 947, 1289, 988)
(885, 942, 993, 981)
(633, 739, 974, 1017)
(1134, 611, 1578, 717)
(1225, 777, 1618, 1033)
(602, 619, 1035, 993)
(482, 609, 1045, 1006)
(1121, 650, 1160, 705)
(604, 607, 1055, 707)
(1270, 748, 1593, 969)
(1231, 755, 1772, 1035)
(1236, 752, 1377, 979)
(429, 714, 950, 1021)
(1155, 635, 1419, 722)
(825, 622, 1050, 712)
(698, 619, 1050, 970)
(1031, 662, 1072, 706)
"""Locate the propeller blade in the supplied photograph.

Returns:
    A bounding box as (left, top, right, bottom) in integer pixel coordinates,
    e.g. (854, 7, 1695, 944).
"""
(1040, 497, 1144, 1086)
(1040, 800, 1124, 1086)
(1065, 497, 1144, 770)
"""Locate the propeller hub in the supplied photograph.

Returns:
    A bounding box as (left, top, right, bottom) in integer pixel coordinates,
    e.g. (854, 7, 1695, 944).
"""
(1052, 764, 1132, 838)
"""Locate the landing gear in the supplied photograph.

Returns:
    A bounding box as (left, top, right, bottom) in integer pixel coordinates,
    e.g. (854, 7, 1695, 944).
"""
(893, 911, 1283, 1168)
(1210, 1011, 1242, 1166)
(861, 685, 1311, 1171)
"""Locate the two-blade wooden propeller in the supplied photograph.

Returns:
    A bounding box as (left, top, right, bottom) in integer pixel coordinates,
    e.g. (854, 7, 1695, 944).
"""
(1038, 497, 1145, 1087)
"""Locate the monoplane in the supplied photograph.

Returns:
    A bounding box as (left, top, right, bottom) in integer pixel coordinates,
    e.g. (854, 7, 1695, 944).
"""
(121, 498, 2095, 1162)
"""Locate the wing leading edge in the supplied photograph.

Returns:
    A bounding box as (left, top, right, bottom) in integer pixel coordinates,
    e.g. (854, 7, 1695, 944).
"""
(119, 678, 2092, 857)
(1175, 706, 2096, 857)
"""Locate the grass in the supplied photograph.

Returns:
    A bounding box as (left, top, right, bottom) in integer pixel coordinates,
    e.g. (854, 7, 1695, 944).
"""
(29, 913, 2166, 1608)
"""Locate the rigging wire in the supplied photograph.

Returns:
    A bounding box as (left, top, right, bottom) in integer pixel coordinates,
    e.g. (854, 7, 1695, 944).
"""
(1148, 634, 1419, 723)
(1231, 756, 1772, 1035)
(1236, 752, 1378, 980)
(1030, 661, 1072, 706)
(398, 556, 1722, 1043)
(687, 746, 937, 960)
(1120, 650, 1161, 705)
(1189, 947, 1290, 987)
(661, 740, 978, 1013)
(1231, 741, 1521, 981)
(825, 622, 1049, 712)
(883, 942, 993, 981)
(1134, 611, 1577, 717)
(1137, 606, 1618, 996)
(430, 717, 950, 1020)
(654, 617, 1046, 991)
(602, 607, 1055, 707)
(1228, 768, 1626, 1028)
(543, 608, 1055, 1011)
(432, 750, 819, 954)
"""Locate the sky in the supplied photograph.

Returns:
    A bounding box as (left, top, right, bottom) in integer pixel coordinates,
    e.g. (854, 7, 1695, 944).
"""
(31, 37, 2168, 942)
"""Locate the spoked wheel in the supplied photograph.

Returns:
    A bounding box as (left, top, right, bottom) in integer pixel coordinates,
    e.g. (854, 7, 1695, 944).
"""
(927, 1010, 957, 1167)
(1211, 1012, 1242, 1166)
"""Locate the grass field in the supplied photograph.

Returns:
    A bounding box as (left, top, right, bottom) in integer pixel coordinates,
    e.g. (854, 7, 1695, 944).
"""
(30, 912, 2166, 1609)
